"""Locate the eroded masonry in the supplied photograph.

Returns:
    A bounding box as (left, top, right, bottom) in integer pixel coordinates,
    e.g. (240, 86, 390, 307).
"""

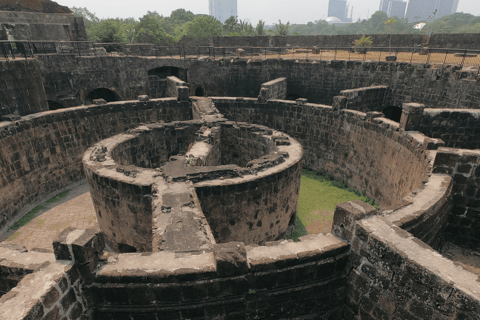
(0, 1, 479, 319)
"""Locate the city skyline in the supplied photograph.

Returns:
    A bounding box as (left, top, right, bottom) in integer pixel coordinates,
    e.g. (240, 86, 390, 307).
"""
(57, 0, 477, 24)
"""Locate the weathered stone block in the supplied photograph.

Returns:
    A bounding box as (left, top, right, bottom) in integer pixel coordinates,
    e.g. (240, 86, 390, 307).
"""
(332, 200, 377, 242)
(296, 98, 308, 105)
(214, 242, 249, 277)
(400, 103, 425, 131)
(93, 98, 107, 105)
(333, 96, 347, 111)
(53, 228, 105, 283)
(177, 86, 189, 101)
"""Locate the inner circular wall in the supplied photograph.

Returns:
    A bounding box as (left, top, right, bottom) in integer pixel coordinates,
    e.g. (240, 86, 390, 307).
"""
(83, 120, 304, 251)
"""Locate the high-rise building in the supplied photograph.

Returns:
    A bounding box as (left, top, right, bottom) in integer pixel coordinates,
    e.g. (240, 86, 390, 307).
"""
(328, 0, 351, 22)
(435, 0, 459, 19)
(379, 0, 392, 13)
(208, 0, 237, 23)
(405, 0, 459, 22)
(387, 1, 407, 18)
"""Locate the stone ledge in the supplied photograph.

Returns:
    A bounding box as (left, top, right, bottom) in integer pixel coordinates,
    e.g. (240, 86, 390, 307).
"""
(384, 174, 452, 228)
(359, 216, 480, 306)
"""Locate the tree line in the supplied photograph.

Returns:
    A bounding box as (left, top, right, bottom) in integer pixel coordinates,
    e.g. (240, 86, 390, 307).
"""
(71, 7, 479, 44)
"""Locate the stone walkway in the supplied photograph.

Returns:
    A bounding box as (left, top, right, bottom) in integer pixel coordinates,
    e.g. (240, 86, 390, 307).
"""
(0, 180, 98, 252)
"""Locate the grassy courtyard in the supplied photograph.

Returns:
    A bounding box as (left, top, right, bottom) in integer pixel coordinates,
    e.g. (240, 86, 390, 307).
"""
(289, 169, 378, 241)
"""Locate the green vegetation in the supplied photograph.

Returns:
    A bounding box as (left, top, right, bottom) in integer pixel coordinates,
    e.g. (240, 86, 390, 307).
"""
(180, 16, 223, 38)
(288, 169, 378, 241)
(10, 190, 70, 230)
(70, 6, 479, 44)
(290, 12, 480, 36)
(45, 190, 69, 205)
(7, 232, 21, 241)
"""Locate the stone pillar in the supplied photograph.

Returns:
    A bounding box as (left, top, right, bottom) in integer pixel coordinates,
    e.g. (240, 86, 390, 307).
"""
(332, 200, 377, 242)
(53, 227, 105, 283)
(400, 103, 425, 131)
(177, 86, 190, 102)
(214, 242, 249, 277)
(332, 96, 347, 111)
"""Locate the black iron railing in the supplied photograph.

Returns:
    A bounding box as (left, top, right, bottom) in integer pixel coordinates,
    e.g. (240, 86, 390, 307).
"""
(1, 41, 479, 71)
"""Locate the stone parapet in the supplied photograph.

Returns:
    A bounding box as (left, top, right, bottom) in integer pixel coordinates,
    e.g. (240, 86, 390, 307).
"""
(433, 148, 480, 250)
(86, 233, 349, 319)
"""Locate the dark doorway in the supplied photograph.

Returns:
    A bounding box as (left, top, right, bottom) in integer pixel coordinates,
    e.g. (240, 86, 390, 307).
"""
(148, 66, 187, 82)
(195, 87, 205, 97)
(383, 106, 403, 122)
(117, 243, 137, 253)
(286, 93, 302, 101)
(85, 88, 122, 105)
(47, 100, 65, 110)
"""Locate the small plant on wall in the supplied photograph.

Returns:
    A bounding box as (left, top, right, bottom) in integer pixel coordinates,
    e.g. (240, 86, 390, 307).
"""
(353, 35, 373, 54)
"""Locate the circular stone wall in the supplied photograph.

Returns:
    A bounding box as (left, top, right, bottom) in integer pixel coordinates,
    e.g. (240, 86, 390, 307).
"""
(82, 120, 303, 252)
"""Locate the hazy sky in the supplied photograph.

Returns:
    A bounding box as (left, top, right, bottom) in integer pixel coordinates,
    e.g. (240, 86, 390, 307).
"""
(58, 0, 479, 24)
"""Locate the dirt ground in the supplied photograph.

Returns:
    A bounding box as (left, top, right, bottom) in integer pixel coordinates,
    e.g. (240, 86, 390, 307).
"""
(0, 180, 98, 252)
(305, 210, 334, 234)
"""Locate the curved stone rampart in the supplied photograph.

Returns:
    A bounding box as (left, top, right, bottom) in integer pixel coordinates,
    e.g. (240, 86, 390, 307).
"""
(333, 201, 480, 320)
(37, 56, 480, 110)
(215, 98, 432, 208)
(0, 98, 191, 234)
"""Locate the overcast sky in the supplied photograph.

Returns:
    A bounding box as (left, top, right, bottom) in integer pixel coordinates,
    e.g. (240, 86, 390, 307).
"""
(58, 0, 479, 25)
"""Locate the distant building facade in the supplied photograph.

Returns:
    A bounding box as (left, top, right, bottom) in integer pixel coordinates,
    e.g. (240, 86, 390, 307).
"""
(208, 0, 237, 23)
(405, 0, 459, 22)
(328, 0, 352, 22)
(434, 0, 460, 19)
(387, 1, 407, 18)
(379, 0, 392, 13)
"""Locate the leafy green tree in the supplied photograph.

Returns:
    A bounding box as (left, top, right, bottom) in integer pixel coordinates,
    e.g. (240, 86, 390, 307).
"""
(256, 20, 265, 35)
(70, 6, 100, 29)
(170, 9, 195, 24)
(134, 15, 168, 44)
(224, 16, 240, 34)
(161, 9, 195, 36)
(238, 20, 255, 35)
(181, 16, 223, 38)
(89, 19, 127, 43)
(274, 20, 290, 35)
(117, 17, 137, 43)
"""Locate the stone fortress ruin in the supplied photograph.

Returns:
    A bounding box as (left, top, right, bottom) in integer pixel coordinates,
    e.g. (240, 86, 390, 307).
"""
(0, 1, 480, 319)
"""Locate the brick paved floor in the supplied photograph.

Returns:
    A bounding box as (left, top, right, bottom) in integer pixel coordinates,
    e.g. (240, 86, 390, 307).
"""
(0, 180, 98, 252)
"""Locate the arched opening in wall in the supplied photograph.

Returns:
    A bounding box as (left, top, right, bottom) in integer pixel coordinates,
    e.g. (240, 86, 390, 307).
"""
(286, 93, 302, 101)
(117, 243, 137, 253)
(148, 66, 188, 82)
(383, 106, 403, 122)
(84, 88, 122, 105)
(47, 100, 65, 110)
(195, 87, 205, 97)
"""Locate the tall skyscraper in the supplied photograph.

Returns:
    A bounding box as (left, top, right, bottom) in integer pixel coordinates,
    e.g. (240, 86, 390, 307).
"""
(405, 0, 459, 22)
(435, 0, 460, 19)
(379, 0, 392, 13)
(208, 0, 237, 23)
(387, 1, 407, 18)
(328, 0, 350, 22)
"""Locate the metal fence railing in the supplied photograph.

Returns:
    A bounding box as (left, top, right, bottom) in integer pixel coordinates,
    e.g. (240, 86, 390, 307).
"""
(2, 41, 480, 71)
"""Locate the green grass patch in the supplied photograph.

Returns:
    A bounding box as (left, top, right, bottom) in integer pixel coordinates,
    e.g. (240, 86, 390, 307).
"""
(6, 231, 21, 241)
(288, 169, 379, 241)
(10, 205, 45, 230)
(45, 190, 69, 205)
(9, 190, 70, 230)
